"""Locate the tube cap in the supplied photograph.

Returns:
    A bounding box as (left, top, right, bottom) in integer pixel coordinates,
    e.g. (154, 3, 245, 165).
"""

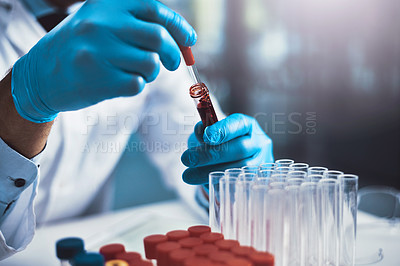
(115, 252, 141, 263)
(178, 45, 195, 66)
(56, 237, 85, 260)
(184, 256, 214, 266)
(249, 251, 275, 266)
(72, 252, 104, 266)
(99, 244, 125, 261)
(215, 239, 240, 251)
(187, 225, 211, 237)
(208, 251, 235, 263)
(226, 258, 253, 266)
(178, 237, 203, 249)
(192, 244, 219, 257)
(143, 234, 168, 259)
(156, 241, 181, 266)
(137, 260, 153, 266)
(166, 230, 190, 241)
(199, 232, 224, 243)
(231, 246, 256, 258)
(169, 249, 196, 266)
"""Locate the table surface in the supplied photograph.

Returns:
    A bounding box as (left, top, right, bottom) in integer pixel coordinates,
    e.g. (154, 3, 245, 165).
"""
(1, 200, 399, 266)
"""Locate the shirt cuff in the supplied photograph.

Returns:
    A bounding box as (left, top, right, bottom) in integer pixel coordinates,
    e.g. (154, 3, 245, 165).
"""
(0, 137, 40, 217)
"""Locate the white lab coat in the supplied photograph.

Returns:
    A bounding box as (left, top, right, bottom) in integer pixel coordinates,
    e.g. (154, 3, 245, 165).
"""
(0, 0, 215, 260)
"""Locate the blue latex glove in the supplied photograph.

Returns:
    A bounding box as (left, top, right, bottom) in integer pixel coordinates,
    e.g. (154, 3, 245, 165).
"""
(181, 113, 274, 185)
(11, 0, 196, 123)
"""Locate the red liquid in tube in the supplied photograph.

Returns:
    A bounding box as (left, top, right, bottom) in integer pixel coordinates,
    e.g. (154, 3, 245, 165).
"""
(189, 83, 218, 127)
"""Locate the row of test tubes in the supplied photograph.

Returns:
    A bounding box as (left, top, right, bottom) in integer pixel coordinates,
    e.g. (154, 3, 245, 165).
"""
(208, 159, 358, 266)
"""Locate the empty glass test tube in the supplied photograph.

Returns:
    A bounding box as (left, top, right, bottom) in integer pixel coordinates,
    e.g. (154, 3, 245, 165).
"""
(219, 176, 238, 240)
(266, 187, 285, 266)
(241, 165, 259, 175)
(318, 179, 340, 266)
(275, 159, 294, 167)
(289, 163, 309, 172)
(339, 174, 358, 266)
(299, 182, 320, 266)
(250, 184, 269, 251)
(209, 171, 225, 232)
(308, 166, 328, 176)
(259, 162, 276, 171)
(236, 173, 256, 245)
(283, 185, 301, 266)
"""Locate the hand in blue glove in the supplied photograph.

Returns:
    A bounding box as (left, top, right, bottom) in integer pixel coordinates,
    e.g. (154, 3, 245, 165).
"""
(181, 113, 274, 185)
(11, 0, 196, 123)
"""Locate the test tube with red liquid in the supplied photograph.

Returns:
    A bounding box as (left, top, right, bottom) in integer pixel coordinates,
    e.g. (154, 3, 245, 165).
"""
(179, 46, 218, 127)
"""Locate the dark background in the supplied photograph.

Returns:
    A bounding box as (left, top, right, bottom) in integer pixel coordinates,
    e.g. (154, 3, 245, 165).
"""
(177, 0, 400, 189)
(113, 0, 399, 209)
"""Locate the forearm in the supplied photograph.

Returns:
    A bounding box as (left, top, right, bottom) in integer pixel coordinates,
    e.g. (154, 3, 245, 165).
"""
(0, 70, 53, 159)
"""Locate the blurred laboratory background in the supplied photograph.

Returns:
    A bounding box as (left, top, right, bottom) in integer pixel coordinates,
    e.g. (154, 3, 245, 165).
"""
(112, 0, 400, 209)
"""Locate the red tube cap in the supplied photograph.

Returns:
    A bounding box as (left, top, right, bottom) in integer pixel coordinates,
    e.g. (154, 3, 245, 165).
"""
(137, 260, 153, 266)
(99, 243, 125, 261)
(227, 258, 253, 266)
(156, 241, 181, 266)
(169, 249, 196, 266)
(208, 251, 236, 263)
(249, 251, 275, 266)
(231, 246, 256, 258)
(199, 232, 224, 244)
(178, 237, 203, 249)
(115, 252, 141, 263)
(178, 45, 195, 66)
(215, 239, 240, 251)
(193, 244, 219, 257)
(184, 256, 214, 266)
(143, 234, 168, 259)
(187, 225, 211, 237)
(166, 230, 190, 241)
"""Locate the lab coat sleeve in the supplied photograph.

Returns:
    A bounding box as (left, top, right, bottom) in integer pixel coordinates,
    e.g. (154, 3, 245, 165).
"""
(0, 137, 40, 260)
(137, 63, 225, 220)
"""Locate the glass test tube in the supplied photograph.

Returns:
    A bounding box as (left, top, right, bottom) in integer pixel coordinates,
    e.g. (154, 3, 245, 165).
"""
(286, 177, 305, 186)
(250, 184, 269, 251)
(308, 166, 328, 176)
(179, 46, 218, 127)
(287, 170, 307, 179)
(220, 176, 238, 240)
(258, 170, 274, 179)
(299, 182, 320, 266)
(339, 174, 358, 266)
(236, 173, 256, 245)
(266, 187, 285, 266)
(241, 165, 259, 175)
(275, 159, 295, 167)
(209, 171, 225, 232)
(318, 179, 340, 266)
(308, 174, 324, 183)
(289, 163, 309, 172)
(283, 185, 301, 266)
(323, 170, 344, 179)
(275, 166, 291, 175)
(271, 174, 287, 183)
(225, 168, 242, 178)
(259, 162, 276, 171)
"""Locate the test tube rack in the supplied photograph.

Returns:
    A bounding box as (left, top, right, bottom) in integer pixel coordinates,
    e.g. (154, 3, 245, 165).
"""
(209, 159, 358, 266)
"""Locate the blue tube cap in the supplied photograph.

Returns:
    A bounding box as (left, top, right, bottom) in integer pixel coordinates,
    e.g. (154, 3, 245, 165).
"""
(71, 252, 105, 266)
(56, 237, 85, 260)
